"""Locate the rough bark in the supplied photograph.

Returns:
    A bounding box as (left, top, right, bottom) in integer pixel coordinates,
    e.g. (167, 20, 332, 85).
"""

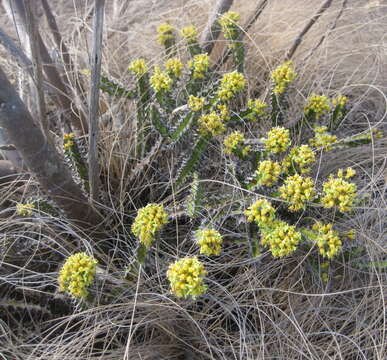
(88, 0, 105, 202)
(0, 65, 101, 228)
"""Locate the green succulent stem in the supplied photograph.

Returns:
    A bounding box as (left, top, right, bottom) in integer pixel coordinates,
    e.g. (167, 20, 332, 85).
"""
(125, 243, 148, 281)
(176, 135, 210, 186)
(230, 40, 245, 73)
(329, 105, 347, 131)
(64, 142, 89, 193)
(100, 76, 136, 98)
(187, 42, 202, 57)
(248, 222, 261, 258)
(136, 75, 151, 157)
(270, 92, 284, 126)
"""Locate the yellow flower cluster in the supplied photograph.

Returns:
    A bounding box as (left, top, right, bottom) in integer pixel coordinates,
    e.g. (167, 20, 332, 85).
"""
(63, 132, 75, 150)
(343, 229, 356, 240)
(245, 199, 276, 226)
(58, 252, 97, 299)
(312, 222, 342, 259)
(304, 94, 330, 119)
(279, 174, 316, 211)
(309, 126, 337, 151)
(198, 111, 226, 136)
(131, 203, 169, 248)
(167, 256, 207, 299)
(128, 59, 148, 77)
(289, 144, 316, 173)
(181, 25, 199, 43)
(337, 167, 356, 179)
(332, 94, 347, 108)
(217, 71, 246, 102)
(80, 68, 91, 77)
(217, 104, 231, 121)
(241, 145, 251, 156)
(264, 127, 291, 154)
(321, 173, 357, 212)
(247, 99, 267, 120)
(195, 228, 223, 256)
(218, 11, 240, 40)
(270, 61, 297, 94)
(281, 155, 292, 175)
(150, 66, 172, 93)
(188, 53, 210, 79)
(16, 203, 35, 216)
(261, 221, 301, 257)
(188, 95, 205, 112)
(223, 131, 245, 154)
(256, 160, 282, 186)
(367, 128, 383, 140)
(157, 23, 175, 46)
(165, 58, 183, 78)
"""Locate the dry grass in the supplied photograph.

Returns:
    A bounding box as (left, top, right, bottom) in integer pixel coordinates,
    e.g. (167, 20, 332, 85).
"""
(0, 1, 386, 359)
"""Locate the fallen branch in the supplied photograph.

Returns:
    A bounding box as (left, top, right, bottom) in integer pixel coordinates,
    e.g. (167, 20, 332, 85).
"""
(302, 0, 348, 65)
(285, 0, 334, 61)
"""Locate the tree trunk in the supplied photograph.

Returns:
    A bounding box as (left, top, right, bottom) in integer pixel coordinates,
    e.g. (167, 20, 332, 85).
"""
(0, 65, 101, 228)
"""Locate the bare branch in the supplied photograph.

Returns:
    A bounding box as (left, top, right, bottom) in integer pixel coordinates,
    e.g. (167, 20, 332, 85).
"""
(302, 0, 348, 64)
(0, 65, 101, 228)
(40, 0, 86, 103)
(40, 0, 72, 76)
(23, 0, 49, 138)
(0, 26, 32, 74)
(6, 0, 88, 134)
(285, 0, 334, 61)
(200, 0, 234, 55)
(88, 0, 105, 202)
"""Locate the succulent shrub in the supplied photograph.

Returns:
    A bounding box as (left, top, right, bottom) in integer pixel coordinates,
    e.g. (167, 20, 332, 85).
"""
(93, 11, 381, 299)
